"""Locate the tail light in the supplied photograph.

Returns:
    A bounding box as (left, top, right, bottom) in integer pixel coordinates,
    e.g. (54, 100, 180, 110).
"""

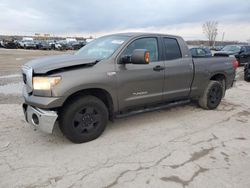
(232, 60, 239, 70)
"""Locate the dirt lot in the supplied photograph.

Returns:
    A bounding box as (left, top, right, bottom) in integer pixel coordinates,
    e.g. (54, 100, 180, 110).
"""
(0, 49, 250, 188)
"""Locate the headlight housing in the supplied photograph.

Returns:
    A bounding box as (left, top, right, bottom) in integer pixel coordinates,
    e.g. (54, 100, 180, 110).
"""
(33, 76, 61, 96)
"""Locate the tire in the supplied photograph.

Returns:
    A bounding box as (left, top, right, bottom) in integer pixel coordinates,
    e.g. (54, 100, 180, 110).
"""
(220, 79, 226, 98)
(198, 81, 223, 110)
(59, 95, 108, 143)
(244, 63, 250, 82)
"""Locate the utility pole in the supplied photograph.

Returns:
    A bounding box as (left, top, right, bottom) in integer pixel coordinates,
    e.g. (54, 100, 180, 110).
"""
(221, 32, 225, 42)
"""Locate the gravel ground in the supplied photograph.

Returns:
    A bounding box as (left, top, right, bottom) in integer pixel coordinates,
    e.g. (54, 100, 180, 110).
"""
(0, 49, 250, 188)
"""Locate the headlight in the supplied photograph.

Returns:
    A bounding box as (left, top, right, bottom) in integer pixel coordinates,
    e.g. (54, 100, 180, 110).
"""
(33, 76, 61, 90)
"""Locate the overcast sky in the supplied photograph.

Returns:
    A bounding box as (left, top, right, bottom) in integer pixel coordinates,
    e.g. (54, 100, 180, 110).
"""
(1, 0, 250, 41)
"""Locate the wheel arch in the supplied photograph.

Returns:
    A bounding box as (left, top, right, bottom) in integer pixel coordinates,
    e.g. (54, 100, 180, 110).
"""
(210, 73, 226, 82)
(62, 88, 115, 120)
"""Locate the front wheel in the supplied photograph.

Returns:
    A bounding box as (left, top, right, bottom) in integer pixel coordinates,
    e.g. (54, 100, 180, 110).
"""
(198, 81, 223, 110)
(59, 95, 108, 143)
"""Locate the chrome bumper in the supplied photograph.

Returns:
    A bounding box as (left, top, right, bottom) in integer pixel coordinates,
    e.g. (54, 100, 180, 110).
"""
(23, 104, 58, 134)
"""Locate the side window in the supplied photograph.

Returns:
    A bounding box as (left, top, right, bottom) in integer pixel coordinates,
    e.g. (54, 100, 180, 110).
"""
(123, 38, 159, 62)
(163, 38, 182, 60)
(197, 48, 206, 56)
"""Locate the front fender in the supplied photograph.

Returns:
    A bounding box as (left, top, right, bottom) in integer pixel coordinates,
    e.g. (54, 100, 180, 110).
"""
(51, 68, 118, 111)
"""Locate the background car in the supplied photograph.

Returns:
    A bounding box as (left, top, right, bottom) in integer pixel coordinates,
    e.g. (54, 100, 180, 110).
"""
(55, 40, 68, 50)
(18, 40, 36, 49)
(71, 40, 87, 50)
(235, 46, 250, 66)
(214, 45, 250, 65)
(189, 46, 212, 57)
(210, 46, 224, 51)
(35, 40, 52, 50)
(0, 39, 18, 49)
(214, 45, 242, 56)
(47, 40, 57, 50)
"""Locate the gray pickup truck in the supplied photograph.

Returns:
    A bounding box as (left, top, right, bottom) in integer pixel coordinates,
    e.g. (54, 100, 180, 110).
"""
(22, 33, 237, 143)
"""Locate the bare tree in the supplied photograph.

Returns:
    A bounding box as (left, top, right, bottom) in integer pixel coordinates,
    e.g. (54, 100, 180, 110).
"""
(202, 21, 218, 46)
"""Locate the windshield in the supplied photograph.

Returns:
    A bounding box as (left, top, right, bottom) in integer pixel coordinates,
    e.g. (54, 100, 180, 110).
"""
(221, 45, 241, 52)
(75, 35, 129, 59)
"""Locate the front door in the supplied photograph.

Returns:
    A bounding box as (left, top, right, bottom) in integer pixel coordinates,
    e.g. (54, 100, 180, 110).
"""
(116, 37, 165, 111)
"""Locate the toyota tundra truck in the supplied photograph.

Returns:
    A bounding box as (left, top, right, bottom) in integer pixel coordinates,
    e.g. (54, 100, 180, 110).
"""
(22, 33, 237, 143)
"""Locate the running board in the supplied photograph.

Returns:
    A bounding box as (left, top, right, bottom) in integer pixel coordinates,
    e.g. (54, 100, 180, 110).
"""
(115, 99, 191, 118)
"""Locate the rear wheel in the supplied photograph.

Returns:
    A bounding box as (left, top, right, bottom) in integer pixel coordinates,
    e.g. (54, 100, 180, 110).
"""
(59, 95, 108, 143)
(198, 81, 223, 110)
(244, 63, 250, 82)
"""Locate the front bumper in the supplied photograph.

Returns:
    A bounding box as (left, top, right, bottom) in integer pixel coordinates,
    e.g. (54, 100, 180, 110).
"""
(23, 86, 64, 109)
(23, 104, 58, 134)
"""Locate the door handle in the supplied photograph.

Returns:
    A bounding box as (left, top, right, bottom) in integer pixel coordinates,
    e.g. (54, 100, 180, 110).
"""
(153, 65, 165, 71)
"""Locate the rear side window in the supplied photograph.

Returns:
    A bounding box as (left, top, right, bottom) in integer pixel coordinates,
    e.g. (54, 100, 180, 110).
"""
(123, 38, 159, 62)
(163, 38, 182, 60)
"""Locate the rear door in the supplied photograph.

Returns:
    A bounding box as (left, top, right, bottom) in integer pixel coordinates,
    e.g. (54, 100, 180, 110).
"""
(116, 37, 165, 110)
(162, 37, 194, 101)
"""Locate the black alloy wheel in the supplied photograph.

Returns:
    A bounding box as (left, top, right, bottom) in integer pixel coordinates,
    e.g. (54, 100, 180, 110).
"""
(207, 84, 223, 108)
(72, 106, 102, 135)
(59, 95, 108, 143)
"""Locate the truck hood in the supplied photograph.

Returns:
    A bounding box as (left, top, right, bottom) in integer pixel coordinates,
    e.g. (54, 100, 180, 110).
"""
(25, 54, 98, 74)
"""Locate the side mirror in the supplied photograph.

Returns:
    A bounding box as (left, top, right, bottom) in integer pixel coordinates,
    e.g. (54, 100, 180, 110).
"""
(120, 49, 150, 64)
(131, 49, 150, 64)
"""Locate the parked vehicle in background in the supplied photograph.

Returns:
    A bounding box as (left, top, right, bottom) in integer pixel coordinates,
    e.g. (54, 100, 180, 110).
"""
(235, 46, 250, 66)
(214, 45, 250, 66)
(244, 63, 250, 82)
(54, 39, 85, 50)
(23, 41, 37, 49)
(210, 46, 224, 51)
(55, 40, 69, 50)
(71, 41, 87, 50)
(189, 46, 212, 57)
(22, 33, 237, 143)
(47, 40, 57, 50)
(214, 45, 241, 56)
(0, 39, 18, 49)
(36, 40, 52, 50)
(18, 38, 36, 49)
